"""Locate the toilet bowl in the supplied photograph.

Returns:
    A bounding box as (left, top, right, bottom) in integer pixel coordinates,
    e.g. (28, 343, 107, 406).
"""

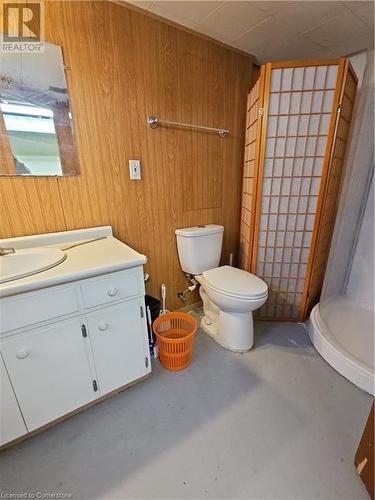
(175, 224, 268, 352)
(196, 266, 268, 351)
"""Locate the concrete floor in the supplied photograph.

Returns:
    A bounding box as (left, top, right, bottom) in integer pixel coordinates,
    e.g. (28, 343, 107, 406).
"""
(0, 321, 372, 500)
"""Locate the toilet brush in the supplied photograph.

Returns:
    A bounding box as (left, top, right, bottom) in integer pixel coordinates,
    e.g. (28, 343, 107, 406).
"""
(160, 283, 169, 315)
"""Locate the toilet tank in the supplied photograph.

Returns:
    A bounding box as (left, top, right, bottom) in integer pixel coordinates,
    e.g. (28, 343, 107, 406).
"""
(175, 224, 224, 275)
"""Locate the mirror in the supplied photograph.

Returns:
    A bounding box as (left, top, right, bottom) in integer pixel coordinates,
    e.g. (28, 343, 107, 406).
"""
(0, 41, 79, 176)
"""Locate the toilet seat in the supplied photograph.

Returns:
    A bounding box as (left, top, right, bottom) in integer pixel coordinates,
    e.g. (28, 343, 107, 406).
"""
(202, 265, 268, 300)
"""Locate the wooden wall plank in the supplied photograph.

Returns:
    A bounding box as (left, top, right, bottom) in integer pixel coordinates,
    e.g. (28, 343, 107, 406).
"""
(0, 1, 252, 310)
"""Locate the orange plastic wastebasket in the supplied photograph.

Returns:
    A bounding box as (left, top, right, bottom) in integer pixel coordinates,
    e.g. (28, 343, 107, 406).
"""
(152, 312, 197, 371)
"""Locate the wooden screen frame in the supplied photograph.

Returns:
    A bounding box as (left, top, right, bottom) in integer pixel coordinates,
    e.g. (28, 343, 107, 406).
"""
(250, 63, 271, 274)
(240, 65, 266, 272)
(301, 60, 358, 318)
(249, 58, 348, 321)
(247, 65, 266, 271)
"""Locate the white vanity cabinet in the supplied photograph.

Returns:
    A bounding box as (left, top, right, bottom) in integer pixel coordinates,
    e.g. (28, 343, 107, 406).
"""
(0, 266, 151, 447)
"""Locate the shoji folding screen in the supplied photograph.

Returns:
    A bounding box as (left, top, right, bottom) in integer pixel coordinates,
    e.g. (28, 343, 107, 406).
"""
(240, 59, 357, 321)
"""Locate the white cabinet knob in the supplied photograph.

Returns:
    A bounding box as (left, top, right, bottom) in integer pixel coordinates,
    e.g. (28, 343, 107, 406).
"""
(107, 288, 118, 297)
(16, 350, 29, 359)
(98, 322, 109, 332)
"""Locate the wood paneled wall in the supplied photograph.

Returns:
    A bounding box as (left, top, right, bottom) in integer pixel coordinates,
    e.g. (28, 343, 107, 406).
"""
(0, 1, 253, 309)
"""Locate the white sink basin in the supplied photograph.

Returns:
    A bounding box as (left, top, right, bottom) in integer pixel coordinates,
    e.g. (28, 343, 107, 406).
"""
(0, 248, 67, 284)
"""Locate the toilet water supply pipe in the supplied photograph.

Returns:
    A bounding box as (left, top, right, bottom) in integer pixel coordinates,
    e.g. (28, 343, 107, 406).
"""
(177, 252, 233, 302)
(178, 275, 198, 302)
(177, 253, 233, 302)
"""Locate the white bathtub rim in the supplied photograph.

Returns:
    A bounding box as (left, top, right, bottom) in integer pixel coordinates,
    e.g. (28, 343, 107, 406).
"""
(308, 303, 374, 396)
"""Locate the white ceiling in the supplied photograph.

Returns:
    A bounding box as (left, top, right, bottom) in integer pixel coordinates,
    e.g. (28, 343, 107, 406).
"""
(125, 1, 374, 63)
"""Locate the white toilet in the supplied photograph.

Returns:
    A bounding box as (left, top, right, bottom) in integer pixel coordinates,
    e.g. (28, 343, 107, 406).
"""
(175, 224, 268, 351)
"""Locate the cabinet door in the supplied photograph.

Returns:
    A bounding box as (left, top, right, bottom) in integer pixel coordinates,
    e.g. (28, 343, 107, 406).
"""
(0, 354, 27, 445)
(86, 299, 150, 395)
(1, 319, 95, 431)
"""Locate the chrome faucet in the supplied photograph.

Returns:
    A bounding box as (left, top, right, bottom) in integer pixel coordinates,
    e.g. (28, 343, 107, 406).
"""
(0, 247, 15, 256)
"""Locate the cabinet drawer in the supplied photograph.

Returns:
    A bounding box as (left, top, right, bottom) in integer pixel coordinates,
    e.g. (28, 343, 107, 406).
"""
(0, 286, 80, 334)
(81, 268, 144, 309)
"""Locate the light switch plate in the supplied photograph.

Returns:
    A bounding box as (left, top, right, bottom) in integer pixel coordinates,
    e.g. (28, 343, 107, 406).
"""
(129, 160, 141, 180)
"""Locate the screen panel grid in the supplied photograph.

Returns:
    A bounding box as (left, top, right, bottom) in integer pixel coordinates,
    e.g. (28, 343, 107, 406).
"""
(255, 64, 338, 319)
(306, 67, 357, 312)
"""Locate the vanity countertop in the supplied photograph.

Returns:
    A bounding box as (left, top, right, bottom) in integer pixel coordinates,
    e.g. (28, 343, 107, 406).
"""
(0, 226, 147, 298)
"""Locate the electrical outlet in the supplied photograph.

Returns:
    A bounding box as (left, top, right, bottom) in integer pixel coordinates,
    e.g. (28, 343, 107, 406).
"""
(129, 160, 141, 180)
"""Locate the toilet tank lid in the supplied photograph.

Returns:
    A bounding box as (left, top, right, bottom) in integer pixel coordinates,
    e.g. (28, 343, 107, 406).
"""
(175, 224, 224, 238)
